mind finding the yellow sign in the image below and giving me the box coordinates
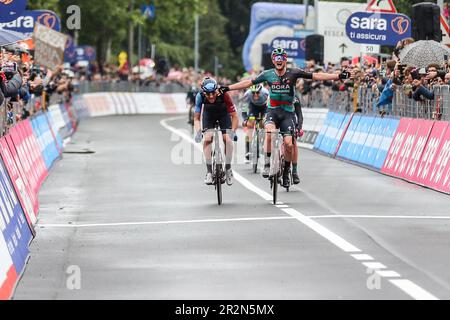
[118,51,128,68]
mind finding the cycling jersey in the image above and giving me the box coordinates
[242,87,269,107]
[252,68,313,112]
[195,92,236,133]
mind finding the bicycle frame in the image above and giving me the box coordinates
[250,116,265,173]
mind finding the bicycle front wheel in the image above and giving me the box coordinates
[272,172,278,205]
[216,164,222,205]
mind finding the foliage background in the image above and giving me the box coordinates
[26,0,436,77]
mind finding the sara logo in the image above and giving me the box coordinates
[300,39,306,52]
[391,16,409,35]
[0,0,27,23]
[37,13,57,29]
[346,12,411,46]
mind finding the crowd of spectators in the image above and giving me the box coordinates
[295,38,450,118]
[0,47,76,135]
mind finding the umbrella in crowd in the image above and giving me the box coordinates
[399,40,450,68]
[0,29,30,46]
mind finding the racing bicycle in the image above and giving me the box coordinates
[204,121,226,205]
[268,130,293,205]
[249,115,266,174]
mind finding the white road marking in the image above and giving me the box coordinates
[160,116,440,300]
[376,270,401,278]
[39,216,296,228]
[282,208,361,253]
[390,279,438,300]
[352,254,374,261]
[363,262,387,269]
[309,215,450,220]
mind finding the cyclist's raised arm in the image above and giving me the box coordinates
[222,71,267,93]
[229,79,253,91]
[312,69,353,82]
[194,92,203,133]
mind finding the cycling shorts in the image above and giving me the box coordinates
[264,108,296,136]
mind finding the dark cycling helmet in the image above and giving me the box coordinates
[201,77,218,94]
[250,84,263,93]
[272,48,288,60]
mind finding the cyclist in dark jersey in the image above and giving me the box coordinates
[219,48,351,187]
[194,77,239,186]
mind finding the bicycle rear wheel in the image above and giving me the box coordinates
[252,131,259,174]
[216,164,222,205]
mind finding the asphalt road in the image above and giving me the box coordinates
[13,114,450,300]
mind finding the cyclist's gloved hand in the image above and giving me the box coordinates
[339,70,351,80]
[195,131,203,143]
[242,119,248,128]
[218,86,230,95]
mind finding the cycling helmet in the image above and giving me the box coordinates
[271,48,288,60]
[250,84,263,94]
[201,77,218,94]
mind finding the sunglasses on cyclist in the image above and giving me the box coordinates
[273,55,287,62]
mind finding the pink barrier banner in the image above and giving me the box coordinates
[381,118,412,175]
[399,120,435,180]
[0,235,17,300]
[8,121,48,198]
[9,126,38,196]
[427,125,450,194]
[4,135,39,216]
[22,120,48,189]
[0,138,37,228]
[414,122,449,187]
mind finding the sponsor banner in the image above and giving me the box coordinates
[64,36,76,63]
[33,22,68,71]
[0,0,27,23]
[31,115,60,169]
[9,121,47,196]
[299,108,328,146]
[346,11,411,46]
[358,116,384,166]
[8,125,38,196]
[270,37,306,59]
[74,45,96,62]
[0,233,17,300]
[81,93,189,116]
[314,111,335,150]
[412,122,448,186]
[0,138,37,227]
[380,118,408,173]
[22,121,48,190]
[348,116,376,162]
[0,155,32,276]
[0,10,61,35]
[372,118,400,169]
[400,120,435,181]
[427,125,450,194]
[318,112,349,155]
[388,118,421,177]
[44,111,63,152]
[337,114,362,158]
[3,135,39,218]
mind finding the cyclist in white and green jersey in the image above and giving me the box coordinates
[219,48,351,187]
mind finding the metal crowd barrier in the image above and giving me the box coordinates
[299,85,332,109]
[321,85,450,122]
[78,81,189,94]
